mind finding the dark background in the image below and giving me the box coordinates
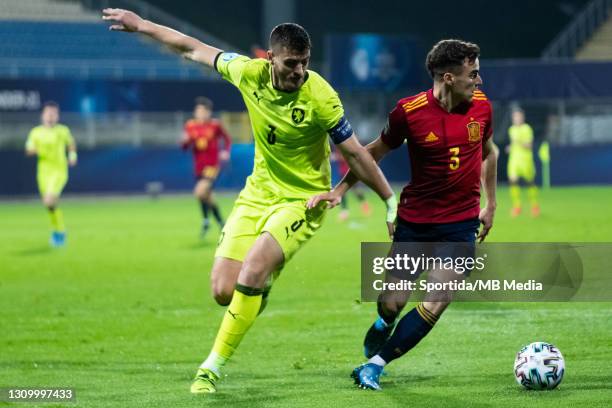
[145,0,590,59]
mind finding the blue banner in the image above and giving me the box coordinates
[3,142,610,196]
[0,78,244,113]
[482,60,612,101]
[325,34,426,91]
[0,144,255,195]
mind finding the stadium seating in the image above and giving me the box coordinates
[0,20,210,79]
[0,0,215,79]
[0,0,97,22]
[576,17,612,60]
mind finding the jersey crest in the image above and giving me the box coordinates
[467,121,481,142]
[291,107,306,124]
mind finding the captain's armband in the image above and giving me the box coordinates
[328,116,353,144]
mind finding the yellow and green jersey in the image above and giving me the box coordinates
[216,53,346,200]
[508,123,534,164]
[25,124,74,174]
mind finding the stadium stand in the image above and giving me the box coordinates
[576,13,612,59]
[0,0,98,22]
[0,21,209,79]
[542,0,612,60]
[0,0,232,79]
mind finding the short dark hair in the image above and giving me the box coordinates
[425,39,480,79]
[269,23,311,52]
[194,96,213,110]
[43,100,59,110]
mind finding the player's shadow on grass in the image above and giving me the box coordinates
[191,373,285,405]
[200,390,283,406]
[13,245,54,256]
[184,241,214,250]
[370,372,436,389]
[553,374,612,391]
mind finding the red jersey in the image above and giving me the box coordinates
[182,119,231,176]
[381,88,493,224]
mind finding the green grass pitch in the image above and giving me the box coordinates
[1,186,611,407]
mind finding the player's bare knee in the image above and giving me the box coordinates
[193,181,208,199]
[210,271,234,305]
[202,187,213,201]
[197,191,206,201]
[212,285,233,305]
[210,257,242,304]
[239,259,270,288]
[43,196,57,209]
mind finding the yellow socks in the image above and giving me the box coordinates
[201,285,263,375]
[527,185,539,207]
[510,184,540,216]
[510,185,521,209]
[48,208,65,231]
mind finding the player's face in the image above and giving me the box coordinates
[41,106,59,126]
[451,57,482,103]
[512,110,525,125]
[268,46,310,92]
[194,105,211,121]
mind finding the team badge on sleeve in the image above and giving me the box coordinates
[291,107,305,124]
[467,121,481,142]
[222,52,239,62]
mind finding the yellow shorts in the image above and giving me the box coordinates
[37,171,68,196]
[507,159,535,182]
[215,196,326,266]
[198,165,220,181]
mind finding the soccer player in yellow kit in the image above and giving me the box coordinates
[25,101,77,247]
[507,109,539,217]
[103,8,397,393]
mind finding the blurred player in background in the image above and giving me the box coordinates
[103,8,397,394]
[506,108,539,217]
[310,39,497,391]
[332,148,371,221]
[181,96,231,236]
[25,101,77,247]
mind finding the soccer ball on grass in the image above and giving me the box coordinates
[514,342,565,390]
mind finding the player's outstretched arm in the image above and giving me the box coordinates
[308,135,396,237]
[102,8,222,67]
[308,136,392,207]
[337,136,392,195]
[478,138,498,242]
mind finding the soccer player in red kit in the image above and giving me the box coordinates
[182,97,232,236]
[309,39,498,390]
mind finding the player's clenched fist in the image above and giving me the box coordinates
[102,8,144,32]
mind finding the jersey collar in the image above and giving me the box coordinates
[427,88,472,115]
